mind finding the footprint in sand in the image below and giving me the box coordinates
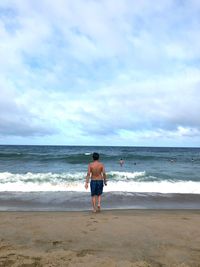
[181,217,190,220]
[52,241,62,246]
[101,218,108,222]
[89,228,97,231]
[76,249,95,257]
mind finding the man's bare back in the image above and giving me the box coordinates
[88,161,105,180]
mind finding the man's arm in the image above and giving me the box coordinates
[102,165,107,185]
[85,164,91,189]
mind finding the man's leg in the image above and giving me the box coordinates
[97,195,101,211]
[91,196,96,212]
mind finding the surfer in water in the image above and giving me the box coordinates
[85,152,107,213]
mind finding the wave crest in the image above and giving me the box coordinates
[0,171,200,194]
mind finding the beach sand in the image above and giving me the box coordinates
[0,210,200,267]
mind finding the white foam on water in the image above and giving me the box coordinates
[103,181,200,194]
[0,171,85,182]
[0,171,145,183]
[109,171,146,180]
[0,180,200,193]
[0,171,200,194]
[0,182,84,192]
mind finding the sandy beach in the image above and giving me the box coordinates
[0,210,200,266]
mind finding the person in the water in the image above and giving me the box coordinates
[119,158,124,167]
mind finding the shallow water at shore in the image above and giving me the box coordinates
[0,191,200,211]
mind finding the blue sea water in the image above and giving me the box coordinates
[0,145,200,210]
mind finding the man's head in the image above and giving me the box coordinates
[93,152,99,161]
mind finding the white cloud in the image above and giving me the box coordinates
[0,77,56,137]
[0,0,200,145]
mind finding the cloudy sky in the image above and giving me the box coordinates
[0,0,200,146]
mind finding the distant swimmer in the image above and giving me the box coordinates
[119,158,124,167]
[169,158,176,163]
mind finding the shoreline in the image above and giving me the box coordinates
[0,210,200,266]
[1,208,200,214]
[0,191,200,211]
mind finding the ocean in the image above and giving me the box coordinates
[0,145,200,211]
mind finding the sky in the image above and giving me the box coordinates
[0,0,200,147]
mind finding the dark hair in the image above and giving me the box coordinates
[93,152,99,161]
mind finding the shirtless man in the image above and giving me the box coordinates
[85,152,107,213]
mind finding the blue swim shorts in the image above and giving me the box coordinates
[90,180,104,196]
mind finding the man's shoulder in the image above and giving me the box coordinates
[88,163,92,168]
[98,162,104,167]
[90,161,104,166]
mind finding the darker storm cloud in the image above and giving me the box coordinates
[0,118,56,137]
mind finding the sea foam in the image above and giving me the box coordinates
[0,171,200,194]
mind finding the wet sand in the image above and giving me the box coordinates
[0,210,200,266]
